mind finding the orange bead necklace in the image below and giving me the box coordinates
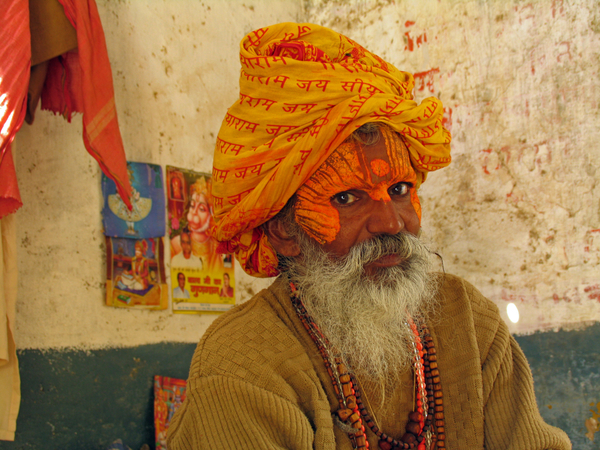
[290,282,446,449]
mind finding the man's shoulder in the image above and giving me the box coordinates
[435,273,504,363]
[201,286,289,347]
[437,272,500,319]
[189,281,310,384]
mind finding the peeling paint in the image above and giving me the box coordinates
[586,402,600,441]
[13,0,600,351]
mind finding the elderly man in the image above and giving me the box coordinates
[171,228,203,270]
[168,23,571,450]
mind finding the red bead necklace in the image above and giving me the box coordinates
[290,283,446,450]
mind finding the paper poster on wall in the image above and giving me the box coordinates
[102,162,165,238]
[154,376,187,450]
[166,166,235,313]
[105,237,168,309]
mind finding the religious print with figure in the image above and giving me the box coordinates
[101,161,166,238]
[105,237,168,309]
[167,166,235,313]
[102,161,167,309]
[154,376,187,450]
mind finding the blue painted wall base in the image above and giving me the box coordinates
[0,343,196,450]
[1,324,599,449]
[515,323,600,450]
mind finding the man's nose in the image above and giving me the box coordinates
[366,200,403,236]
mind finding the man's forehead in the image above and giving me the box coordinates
[321,128,414,185]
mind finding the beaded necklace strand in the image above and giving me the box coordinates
[290,282,446,450]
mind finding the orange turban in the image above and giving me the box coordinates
[211,23,451,277]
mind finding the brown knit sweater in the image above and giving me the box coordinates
[168,274,571,449]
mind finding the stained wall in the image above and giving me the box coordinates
[308,0,600,334]
[13,0,300,351]
[3,0,600,448]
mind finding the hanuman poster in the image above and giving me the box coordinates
[167,166,235,313]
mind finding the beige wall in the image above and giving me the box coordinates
[14,0,600,349]
[309,0,600,333]
[14,0,303,349]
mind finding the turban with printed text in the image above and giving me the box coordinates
[211,22,451,277]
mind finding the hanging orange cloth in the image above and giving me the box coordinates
[0,0,30,219]
[211,23,451,277]
[40,0,132,208]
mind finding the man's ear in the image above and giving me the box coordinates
[264,219,301,257]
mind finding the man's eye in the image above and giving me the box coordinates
[389,182,411,197]
[331,191,359,205]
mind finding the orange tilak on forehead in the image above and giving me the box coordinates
[295,127,419,244]
[370,158,390,177]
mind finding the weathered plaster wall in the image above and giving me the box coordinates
[308,0,600,334]
[7,0,600,448]
[14,0,600,351]
[14,0,302,350]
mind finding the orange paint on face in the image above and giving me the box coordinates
[370,158,390,177]
[295,127,419,244]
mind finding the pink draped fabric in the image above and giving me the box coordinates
[0,0,30,219]
[41,0,132,208]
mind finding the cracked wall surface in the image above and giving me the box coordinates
[14,0,302,350]
[308,0,600,334]
[13,0,600,351]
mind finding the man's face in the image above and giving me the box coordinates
[187,192,210,233]
[295,128,420,274]
[177,273,185,289]
[180,233,192,258]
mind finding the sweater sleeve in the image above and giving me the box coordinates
[481,316,572,450]
[167,375,315,450]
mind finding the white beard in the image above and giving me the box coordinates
[284,231,440,387]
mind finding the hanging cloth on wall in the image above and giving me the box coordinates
[0,1,28,436]
[0,0,30,219]
[39,0,133,209]
[27,0,79,124]
[0,214,21,441]
[1,0,134,217]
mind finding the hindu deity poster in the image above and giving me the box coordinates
[102,162,165,238]
[154,375,187,450]
[167,166,235,313]
[105,237,168,309]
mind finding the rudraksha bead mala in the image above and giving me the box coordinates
[290,283,446,449]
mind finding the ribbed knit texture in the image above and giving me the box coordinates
[168,274,571,449]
